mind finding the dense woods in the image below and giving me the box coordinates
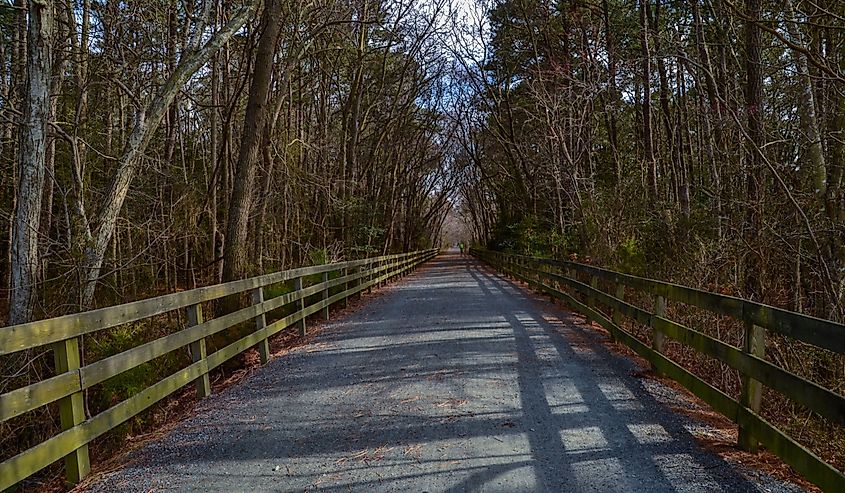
[2,0,845,487]
[1,0,458,481]
[0,0,455,323]
[454,0,844,323]
[450,0,845,470]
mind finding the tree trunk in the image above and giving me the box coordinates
[743,0,765,300]
[221,0,284,284]
[602,0,620,184]
[639,0,657,201]
[209,48,220,276]
[10,0,53,324]
[784,0,826,200]
[78,4,256,308]
[691,0,723,237]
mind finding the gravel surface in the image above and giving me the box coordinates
[82,253,804,492]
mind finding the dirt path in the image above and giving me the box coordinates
[82,253,803,492]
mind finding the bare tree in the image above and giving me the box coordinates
[10,0,53,324]
[223,0,284,283]
[78,2,257,307]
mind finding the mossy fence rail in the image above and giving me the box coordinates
[472,248,845,492]
[0,249,437,490]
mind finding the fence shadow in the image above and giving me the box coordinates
[84,254,769,493]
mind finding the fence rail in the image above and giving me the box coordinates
[0,249,437,490]
[472,248,844,492]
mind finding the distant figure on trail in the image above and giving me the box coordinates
[459,242,465,257]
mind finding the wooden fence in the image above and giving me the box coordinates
[0,249,438,490]
[472,248,844,492]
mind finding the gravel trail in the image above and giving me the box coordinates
[83,253,803,492]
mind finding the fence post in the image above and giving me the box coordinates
[548,263,558,299]
[375,258,380,288]
[186,303,211,398]
[651,294,666,372]
[295,276,307,336]
[540,262,553,298]
[354,266,362,299]
[342,267,349,308]
[549,263,561,300]
[585,275,598,326]
[53,338,91,484]
[322,271,330,320]
[250,287,271,364]
[738,321,766,452]
[610,283,624,342]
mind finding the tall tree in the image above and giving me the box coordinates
[10,0,53,324]
[222,0,285,283]
[78,2,256,307]
[744,0,765,299]
[639,0,657,200]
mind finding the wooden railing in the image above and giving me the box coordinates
[472,248,844,492]
[0,249,438,490]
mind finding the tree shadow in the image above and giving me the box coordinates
[84,254,770,493]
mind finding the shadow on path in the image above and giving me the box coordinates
[84,254,781,493]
